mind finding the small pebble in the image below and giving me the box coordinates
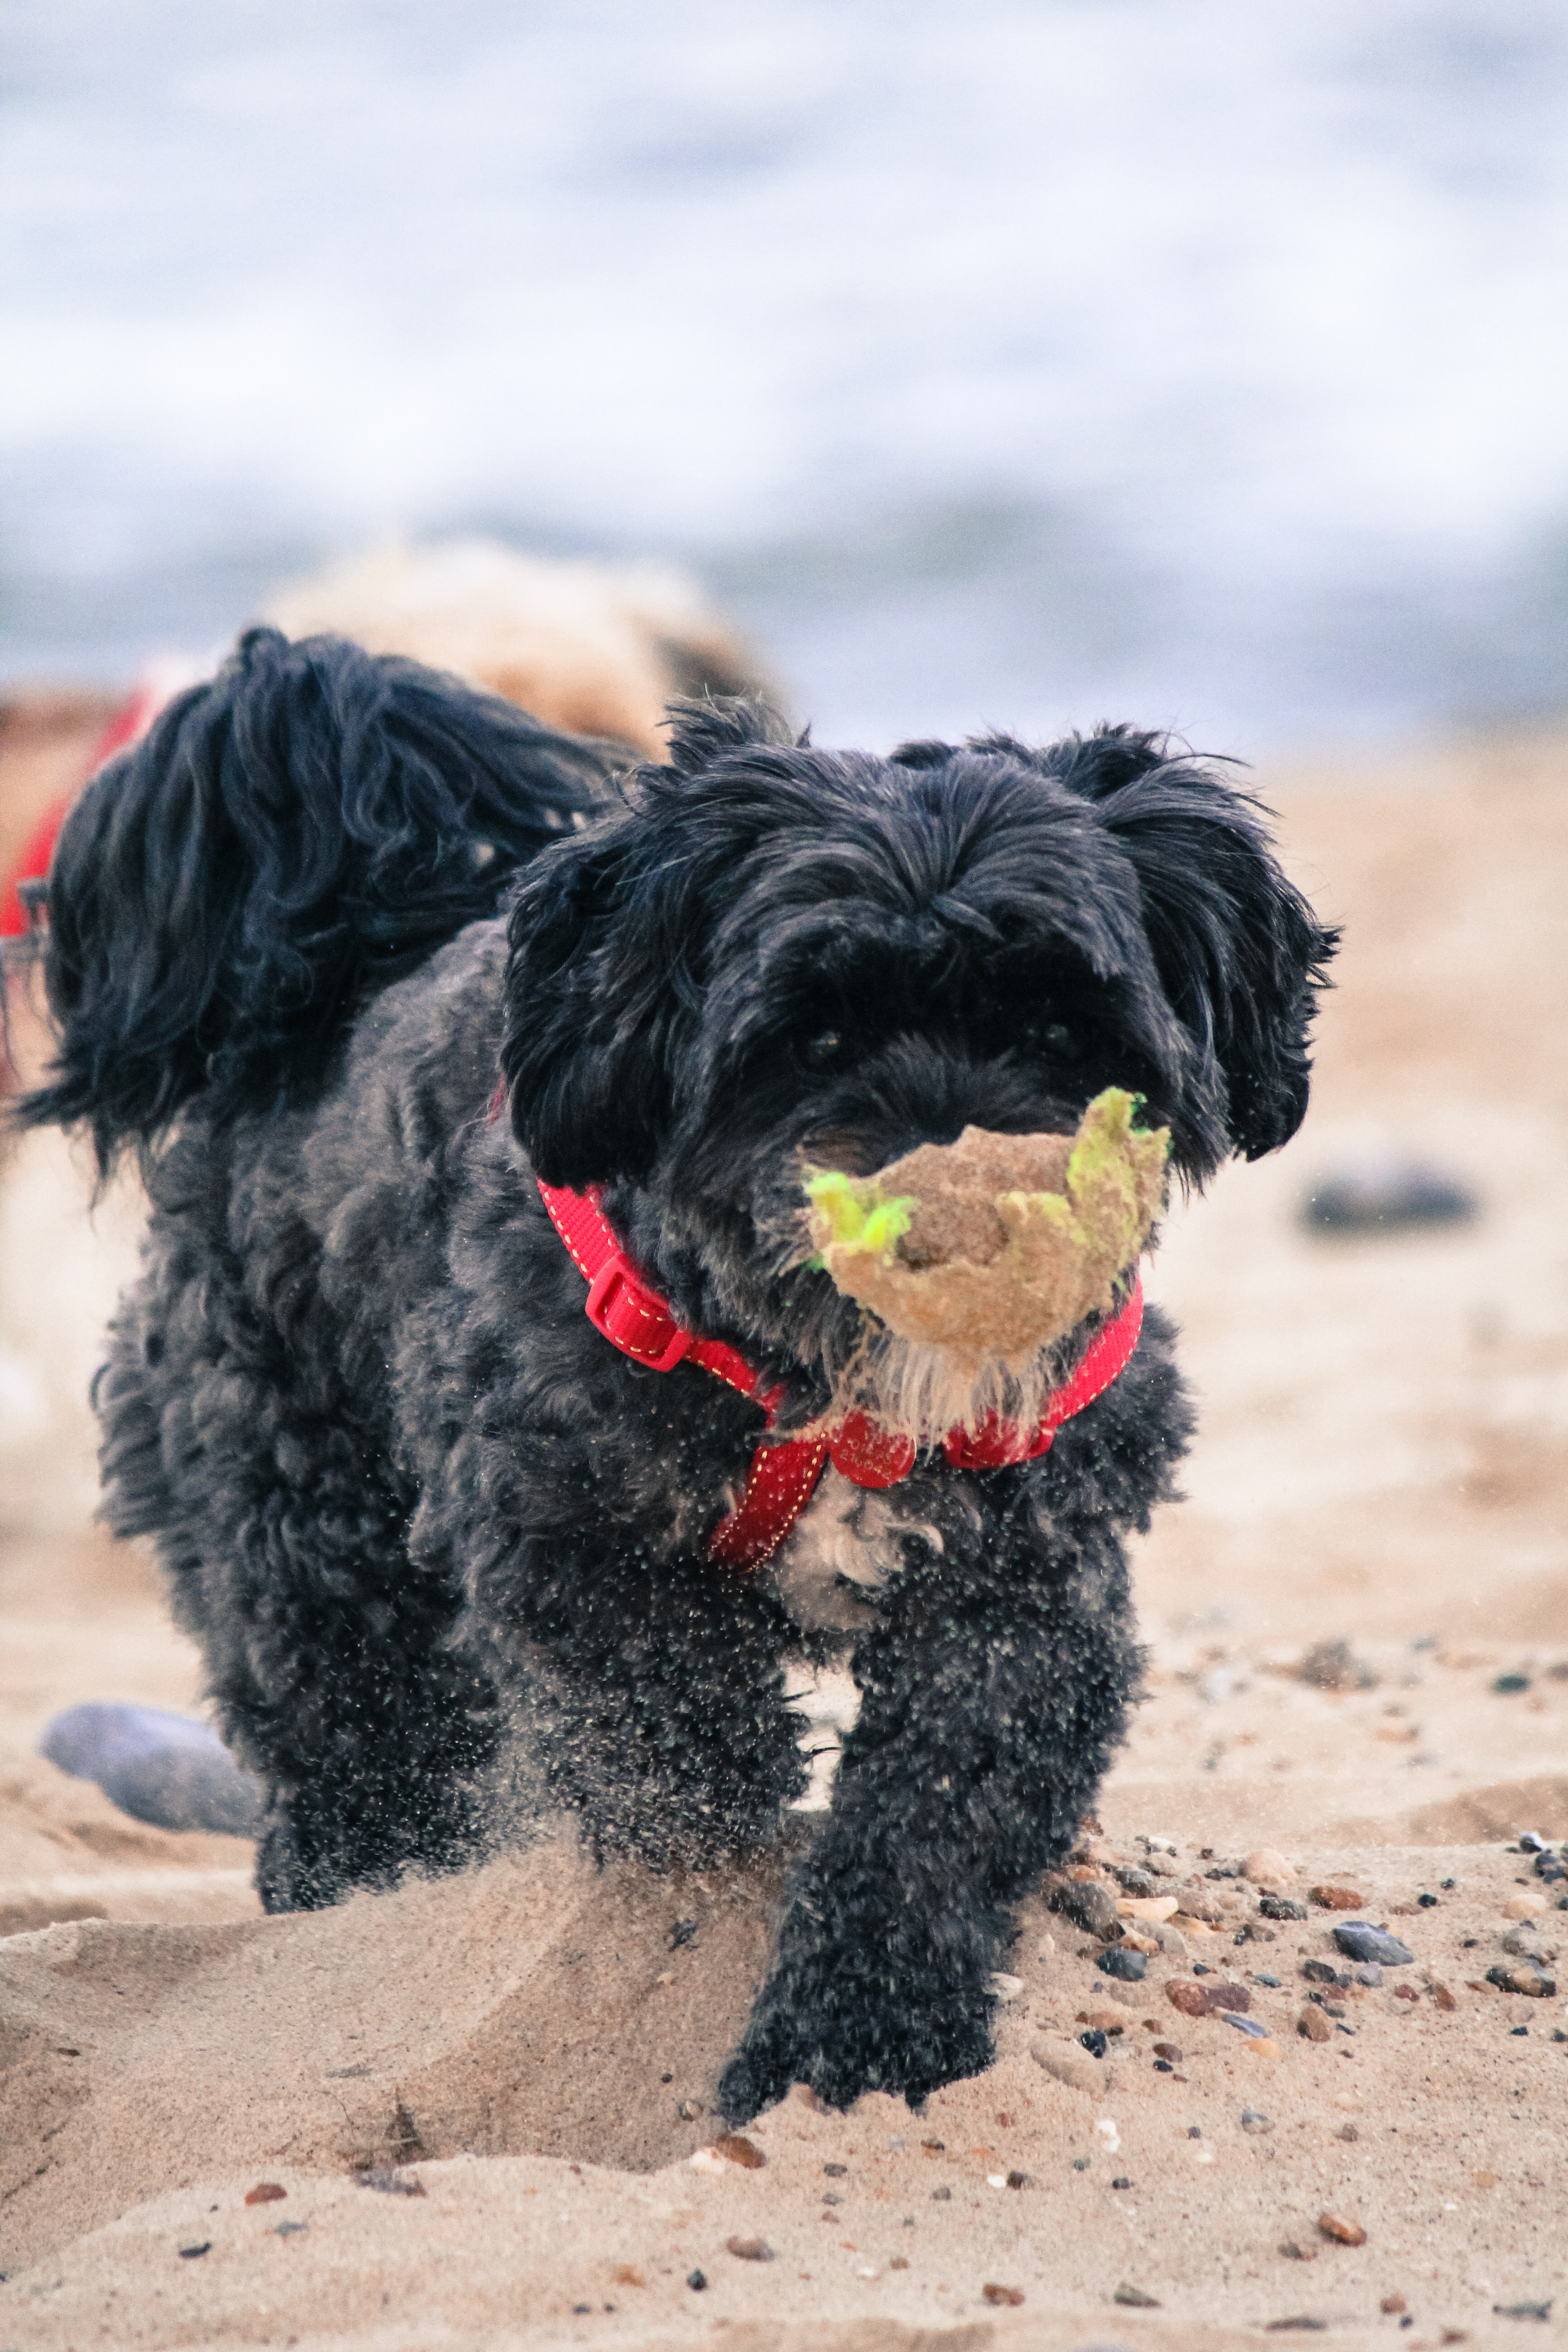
[1492,1673,1530,1695]
[1241,2108,1275,2134]
[931,2185,951,2200]
[1220,2011,1269,2037]
[822,2192,842,2206]
[1153,2041,1183,2062]
[713,2133,766,2169]
[1111,2175,1132,2190]
[1049,1877,1118,1934]
[1317,2210,1367,2246]
[1260,1894,1310,1922]
[823,2161,847,2176]
[1418,1892,1440,1908]
[1493,2301,1553,2322]
[244,2183,286,2205]
[1333,1923,1414,1966]
[686,2270,706,2291]
[1005,2169,1030,2190]
[1504,1894,1547,1921]
[1098,1945,1147,1982]
[1279,2241,1318,2262]
[1381,2295,1407,2313]
[178,2243,211,2259]
[1255,1972,1282,1987]
[1357,1963,1383,1987]
[1310,1885,1366,1911]
[981,2284,1024,2307]
[1336,2123,1359,2141]
[1486,1965,1556,1998]
[1114,2282,1161,2306]
[1079,2029,1109,2058]
[676,2099,704,2121]
[725,2236,774,2263]
[356,2170,426,2197]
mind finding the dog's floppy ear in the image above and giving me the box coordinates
[500,823,678,1188]
[1044,728,1338,1161]
[500,701,799,1187]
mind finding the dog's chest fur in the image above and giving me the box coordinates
[763,1465,944,1633]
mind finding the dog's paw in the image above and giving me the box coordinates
[719,1975,995,2123]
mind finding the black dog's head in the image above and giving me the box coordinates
[501,701,1334,1408]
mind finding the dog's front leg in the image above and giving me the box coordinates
[719,1484,1140,2119]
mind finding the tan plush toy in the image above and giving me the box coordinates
[804,1088,1169,1369]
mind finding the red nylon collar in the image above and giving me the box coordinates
[535,1177,1143,1569]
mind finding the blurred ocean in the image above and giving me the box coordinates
[3,0,1566,753]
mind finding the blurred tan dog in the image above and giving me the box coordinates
[0,543,763,1533]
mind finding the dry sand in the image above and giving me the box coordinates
[2,725,1566,2349]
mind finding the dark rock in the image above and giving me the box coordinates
[686,2271,707,2291]
[1332,1923,1414,1966]
[357,2170,427,2196]
[1301,1960,1342,1985]
[1493,1674,1531,1695]
[1493,2301,1552,2321]
[1260,1894,1308,1921]
[930,2186,951,2200]
[823,2161,847,2176]
[1098,1945,1147,1982]
[1111,2176,1132,2190]
[1047,1875,1119,1935]
[1301,1157,1478,1234]
[1115,2282,1161,2306]
[178,2243,211,2259]
[1079,2029,1108,2058]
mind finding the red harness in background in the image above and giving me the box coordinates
[535,1178,1144,1569]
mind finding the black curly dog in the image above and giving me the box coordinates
[21,629,1333,2121]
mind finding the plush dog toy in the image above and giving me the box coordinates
[20,630,1334,2120]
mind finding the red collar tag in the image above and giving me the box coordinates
[534,1177,1143,1569]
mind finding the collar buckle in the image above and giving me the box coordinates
[584,1255,693,1372]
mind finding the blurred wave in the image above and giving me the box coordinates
[3,0,1566,749]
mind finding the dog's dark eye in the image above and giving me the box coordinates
[1020,1019,1079,1062]
[804,1030,848,1072]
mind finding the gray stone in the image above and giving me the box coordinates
[1332,1922,1413,1966]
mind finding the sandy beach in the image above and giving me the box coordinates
[2,723,1565,2349]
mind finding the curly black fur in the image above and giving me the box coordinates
[21,647,1334,2119]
